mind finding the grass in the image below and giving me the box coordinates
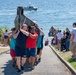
[53,45,76,70]
[0,47,10,54]
[65,57,76,69]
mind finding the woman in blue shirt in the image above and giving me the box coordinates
[10,27,16,67]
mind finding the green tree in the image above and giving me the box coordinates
[0,27,4,43]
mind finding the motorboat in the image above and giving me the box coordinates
[24,5,37,11]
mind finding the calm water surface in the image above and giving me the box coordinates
[0,0,76,38]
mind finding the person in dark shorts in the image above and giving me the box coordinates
[10,27,16,67]
[3,29,9,46]
[36,28,44,64]
[21,26,38,70]
[26,26,38,69]
[14,24,29,73]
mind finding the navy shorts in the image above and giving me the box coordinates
[37,48,41,55]
[15,45,26,57]
[26,48,36,57]
[4,36,8,39]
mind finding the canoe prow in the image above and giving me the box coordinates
[14,6,40,34]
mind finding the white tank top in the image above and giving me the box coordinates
[4,32,8,36]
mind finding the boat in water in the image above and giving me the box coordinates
[24,5,37,11]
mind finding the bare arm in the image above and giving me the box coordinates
[29,33,37,39]
[70,34,74,41]
[36,25,44,35]
[20,29,29,36]
[8,32,12,37]
[13,30,20,39]
[20,26,37,39]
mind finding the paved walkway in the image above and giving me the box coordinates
[0,46,72,75]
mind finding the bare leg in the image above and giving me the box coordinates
[39,50,42,58]
[28,57,31,65]
[36,55,39,61]
[16,57,21,69]
[21,57,26,66]
[31,57,35,65]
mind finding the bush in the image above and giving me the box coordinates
[0,27,4,43]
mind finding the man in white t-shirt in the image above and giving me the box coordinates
[56,30,63,40]
[70,22,76,60]
[56,30,63,50]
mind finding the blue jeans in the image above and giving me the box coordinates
[65,38,70,51]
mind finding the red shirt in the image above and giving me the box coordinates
[26,32,38,48]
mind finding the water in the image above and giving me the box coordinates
[0,0,76,39]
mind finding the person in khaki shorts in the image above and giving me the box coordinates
[70,22,76,60]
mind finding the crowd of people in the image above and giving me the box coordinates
[2,7,45,74]
[2,6,76,74]
[3,24,44,73]
[51,22,76,60]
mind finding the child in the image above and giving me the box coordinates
[45,39,49,46]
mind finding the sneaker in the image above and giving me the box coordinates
[17,69,22,73]
[15,65,18,69]
[28,64,31,69]
[31,65,35,70]
[12,62,16,67]
[21,66,24,71]
[35,61,38,65]
[38,58,41,62]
